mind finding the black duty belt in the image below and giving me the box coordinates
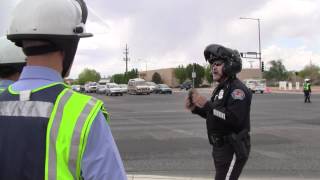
[209,134,230,147]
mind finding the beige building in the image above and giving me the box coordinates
[237,68,263,80]
[139,68,262,87]
[139,68,180,87]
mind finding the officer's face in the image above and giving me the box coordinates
[211,60,224,82]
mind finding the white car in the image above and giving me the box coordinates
[106,84,123,96]
[243,79,266,94]
[96,84,107,94]
[127,78,150,95]
[84,82,98,93]
[118,84,128,93]
[71,85,81,92]
[97,80,109,94]
[146,81,157,93]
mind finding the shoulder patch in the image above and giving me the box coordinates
[231,89,245,100]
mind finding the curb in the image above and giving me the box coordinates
[127,175,318,180]
[127,175,209,180]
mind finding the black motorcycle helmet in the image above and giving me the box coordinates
[204,44,242,76]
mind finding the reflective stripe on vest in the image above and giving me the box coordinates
[303,83,310,91]
[45,89,104,180]
[0,101,53,118]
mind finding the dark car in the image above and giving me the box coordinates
[180,81,192,90]
[154,84,173,94]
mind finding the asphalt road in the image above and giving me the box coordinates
[92,91,320,179]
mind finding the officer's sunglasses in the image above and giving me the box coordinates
[206,54,224,66]
[211,60,224,67]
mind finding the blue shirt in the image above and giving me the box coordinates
[0,79,14,93]
[11,66,127,180]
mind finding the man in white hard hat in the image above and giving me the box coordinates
[0,36,26,94]
[303,78,312,103]
[0,0,127,179]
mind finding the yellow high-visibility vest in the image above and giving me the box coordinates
[6,83,109,180]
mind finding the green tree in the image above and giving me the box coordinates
[111,74,126,84]
[174,65,187,84]
[72,79,80,85]
[204,64,213,84]
[263,60,289,85]
[152,72,163,84]
[186,63,205,87]
[78,68,101,85]
[110,69,139,84]
[298,64,320,85]
[126,69,139,80]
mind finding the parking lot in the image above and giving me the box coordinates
[92,91,320,179]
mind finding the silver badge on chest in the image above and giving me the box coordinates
[218,89,224,99]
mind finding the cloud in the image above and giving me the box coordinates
[1,0,320,79]
[0,0,21,35]
[263,45,320,71]
[250,0,320,48]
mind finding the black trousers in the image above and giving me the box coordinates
[304,91,311,103]
[212,142,250,180]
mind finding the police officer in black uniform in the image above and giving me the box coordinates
[185,44,252,180]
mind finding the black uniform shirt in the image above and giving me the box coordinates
[192,78,252,142]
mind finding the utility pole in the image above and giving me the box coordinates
[123,44,130,75]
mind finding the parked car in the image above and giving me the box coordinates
[180,81,192,90]
[96,84,107,94]
[118,84,128,93]
[154,84,173,94]
[243,79,266,94]
[146,81,157,93]
[84,82,98,93]
[106,83,123,96]
[127,78,150,95]
[71,85,82,92]
[96,80,108,94]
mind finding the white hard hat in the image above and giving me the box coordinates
[0,36,26,65]
[7,0,92,44]
[305,78,310,82]
[7,0,92,77]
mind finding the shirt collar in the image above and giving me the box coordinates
[0,79,14,87]
[19,66,63,82]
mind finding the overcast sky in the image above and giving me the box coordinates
[1,0,320,78]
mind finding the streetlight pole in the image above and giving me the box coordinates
[258,18,261,70]
[240,17,262,70]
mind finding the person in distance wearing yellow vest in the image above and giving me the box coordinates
[0,37,26,94]
[303,78,312,103]
[0,0,127,179]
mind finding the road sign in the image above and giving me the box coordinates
[192,72,196,78]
